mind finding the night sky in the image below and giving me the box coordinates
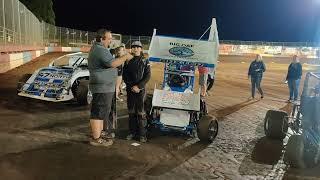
[53,0,320,42]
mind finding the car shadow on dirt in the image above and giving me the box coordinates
[211,99,260,121]
[282,165,320,179]
[0,142,144,180]
[238,103,287,177]
[0,91,89,114]
[239,102,320,179]
[238,125,285,177]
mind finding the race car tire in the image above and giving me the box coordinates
[197,115,218,143]
[17,74,32,94]
[264,110,288,140]
[76,80,91,105]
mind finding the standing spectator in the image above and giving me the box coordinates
[248,54,266,99]
[198,66,209,97]
[123,41,151,143]
[206,67,215,95]
[88,29,132,147]
[115,44,126,102]
[286,55,302,102]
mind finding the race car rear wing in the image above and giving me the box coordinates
[148,18,219,68]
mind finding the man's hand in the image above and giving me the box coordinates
[131,85,140,93]
[248,75,250,80]
[125,54,133,61]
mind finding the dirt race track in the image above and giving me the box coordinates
[0,53,320,180]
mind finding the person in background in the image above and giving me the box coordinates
[198,66,209,97]
[248,54,266,99]
[286,55,302,102]
[206,67,215,95]
[88,29,133,147]
[114,44,126,102]
[123,41,151,143]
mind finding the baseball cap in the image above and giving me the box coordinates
[131,41,143,48]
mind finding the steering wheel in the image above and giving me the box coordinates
[169,74,186,87]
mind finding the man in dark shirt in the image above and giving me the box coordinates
[123,41,151,143]
[88,29,133,147]
[248,54,266,99]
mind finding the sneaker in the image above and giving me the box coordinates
[293,99,299,104]
[140,136,147,143]
[126,134,135,140]
[89,138,113,147]
[287,99,293,103]
[101,131,115,139]
[248,96,254,100]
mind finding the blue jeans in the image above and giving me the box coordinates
[251,76,263,98]
[288,79,300,100]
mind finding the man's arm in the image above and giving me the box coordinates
[110,54,132,68]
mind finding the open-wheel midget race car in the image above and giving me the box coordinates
[264,72,320,168]
[145,18,220,143]
[17,52,92,105]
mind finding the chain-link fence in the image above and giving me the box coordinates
[0,0,43,49]
[42,22,96,47]
[0,0,98,52]
[2,0,320,54]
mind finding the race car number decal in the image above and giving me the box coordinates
[38,72,69,79]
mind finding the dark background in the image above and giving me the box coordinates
[53,0,320,42]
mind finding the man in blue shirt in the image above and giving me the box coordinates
[88,29,133,147]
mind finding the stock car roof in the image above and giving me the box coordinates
[53,52,88,67]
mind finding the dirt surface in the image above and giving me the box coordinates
[0,53,319,180]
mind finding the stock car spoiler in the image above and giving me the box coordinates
[148,18,219,68]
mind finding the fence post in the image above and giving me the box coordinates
[11,0,14,43]
[2,0,6,48]
[24,6,27,45]
[17,2,21,48]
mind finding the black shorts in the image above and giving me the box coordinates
[90,93,114,120]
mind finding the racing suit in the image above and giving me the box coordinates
[123,55,151,138]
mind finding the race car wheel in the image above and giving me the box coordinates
[76,80,91,105]
[17,74,32,94]
[197,115,218,143]
[264,110,288,140]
